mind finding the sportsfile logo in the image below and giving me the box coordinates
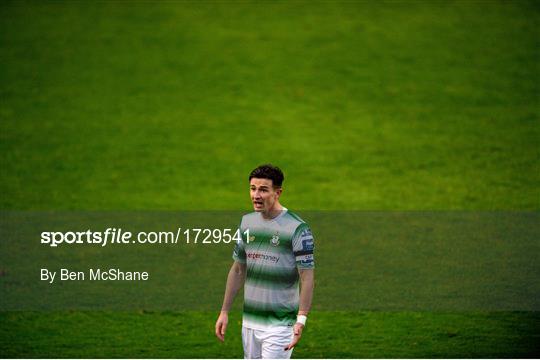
[246,252,280,263]
[40,228,249,247]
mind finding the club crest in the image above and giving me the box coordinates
[270,233,280,246]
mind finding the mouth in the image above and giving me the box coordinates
[253,200,264,209]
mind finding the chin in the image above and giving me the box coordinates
[253,205,264,212]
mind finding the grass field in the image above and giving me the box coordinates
[1,0,539,358]
[1,311,538,358]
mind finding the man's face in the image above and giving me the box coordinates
[250,178,282,213]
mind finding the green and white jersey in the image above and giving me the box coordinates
[233,208,315,330]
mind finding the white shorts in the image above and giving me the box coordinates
[242,326,294,359]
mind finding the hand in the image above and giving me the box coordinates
[284,322,304,351]
[215,311,228,342]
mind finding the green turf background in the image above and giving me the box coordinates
[1,0,539,358]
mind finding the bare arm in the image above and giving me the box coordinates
[221,261,246,311]
[215,261,246,342]
[285,268,315,350]
[298,268,314,315]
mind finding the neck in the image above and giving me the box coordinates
[262,203,284,219]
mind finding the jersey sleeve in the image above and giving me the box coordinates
[232,226,247,264]
[292,224,315,269]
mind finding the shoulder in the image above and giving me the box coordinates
[280,210,310,234]
[241,211,259,221]
[284,210,307,225]
[240,212,259,228]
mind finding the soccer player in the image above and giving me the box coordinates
[215,164,315,359]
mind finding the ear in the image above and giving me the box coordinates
[275,187,283,197]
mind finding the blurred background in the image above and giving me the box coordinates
[1,0,538,358]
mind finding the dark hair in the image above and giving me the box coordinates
[249,164,284,187]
